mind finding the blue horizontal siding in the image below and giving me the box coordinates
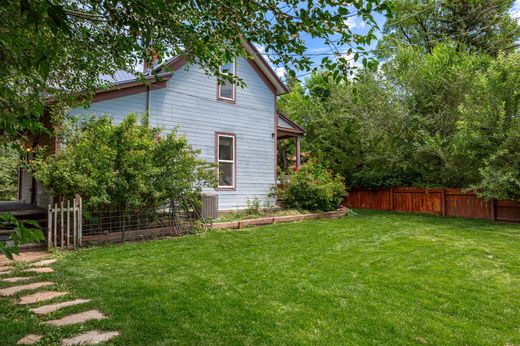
[70,57,276,210]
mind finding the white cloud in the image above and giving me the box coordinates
[344,17,357,29]
[344,17,367,30]
[276,67,286,78]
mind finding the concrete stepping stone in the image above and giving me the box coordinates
[19,291,68,305]
[0,281,53,296]
[31,298,91,315]
[30,259,57,267]
[0,265,12,271]
[2,276,35,283]
[61,330,119,345]
[0,270,13,275]
[45,309,106,326]
[17,334,42,345]
[23,267,54,273]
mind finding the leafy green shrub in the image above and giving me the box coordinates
[0,146,19,201]
[246,197,261,217]
[277,162,346,212]
[32,114,216,211]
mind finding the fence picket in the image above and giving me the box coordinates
[67,200,70,249]
[73,199,77,249]
[53,203,57,247]
[47,205,52,250]
[60,201,64,248]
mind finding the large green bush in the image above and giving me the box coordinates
[32,114,216,211]
[277,162,346,212]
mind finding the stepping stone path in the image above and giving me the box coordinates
[31,298,91,315]
[45,309,106,326]
[19,291,69,305]
[2,276,36,283]
[62,330,120,346]
[0,281,53,296]
[30,259,57,267]
[0,253,120,345]
[16,334,42,345]
[23,267,54,273]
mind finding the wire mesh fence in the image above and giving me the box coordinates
[69,197,203,246]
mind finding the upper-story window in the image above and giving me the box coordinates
[217,61,236,102]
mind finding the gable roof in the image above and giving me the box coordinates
[155,41,289,96]
[99,70,141,84]
[94,41,289,101]
[92,72,173,103]
[242,41,289,95]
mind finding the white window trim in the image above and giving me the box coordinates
[217,60,236,102]
[216,133,236,190]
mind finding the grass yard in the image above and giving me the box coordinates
[2,210,520,345]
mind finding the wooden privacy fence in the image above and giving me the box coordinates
[343,187,520,223]
[47,197,82,249]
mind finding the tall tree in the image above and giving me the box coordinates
[378,0,519,56]
[0,0,392,145]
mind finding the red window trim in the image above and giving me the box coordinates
[215,132,237,191]
[217,61,237,103]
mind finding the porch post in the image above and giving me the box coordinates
[296,135,301,168]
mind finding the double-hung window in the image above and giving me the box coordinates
[216,133,236,189]
[217,61,236,102]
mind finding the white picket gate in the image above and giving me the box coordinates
[47,196,82,249]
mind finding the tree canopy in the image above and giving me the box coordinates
[378,0,519,57]
[0,0,392,144]
[280,44,519,200]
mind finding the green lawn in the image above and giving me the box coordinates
[2,210,520,345]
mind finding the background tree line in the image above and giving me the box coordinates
[279,0,519,201]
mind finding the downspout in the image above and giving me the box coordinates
[146,84,151,116]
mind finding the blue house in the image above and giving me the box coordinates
[18,43,304,211]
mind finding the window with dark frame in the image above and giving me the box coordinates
[217,134,235,189]
[218,61,236,102]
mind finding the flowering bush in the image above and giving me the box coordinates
[276,162,346,212]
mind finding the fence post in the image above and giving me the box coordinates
[47,204,52,250]
[60,201,64,248]
[73,198,77,249]
[66,200,70,249]
[441,189,446,216]
[390,188,394,211]
[78,197,82,247]
[490,198,496,221]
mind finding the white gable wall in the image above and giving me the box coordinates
[70,57,276,210]
[278,117,293,129]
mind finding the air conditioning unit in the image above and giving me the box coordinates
[200,192,219,220]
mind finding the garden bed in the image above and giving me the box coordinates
[207,207,348,230]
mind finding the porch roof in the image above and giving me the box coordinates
[277,112,305,139]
